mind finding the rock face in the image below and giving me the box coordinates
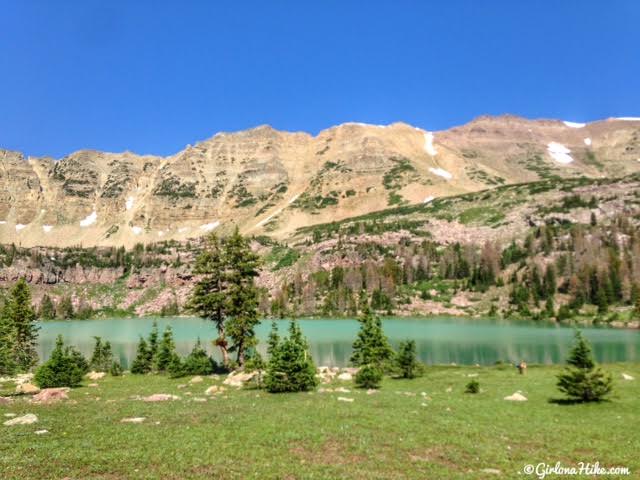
[2,117,640,248]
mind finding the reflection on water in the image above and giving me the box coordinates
[37,316,640,368]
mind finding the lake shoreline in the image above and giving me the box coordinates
[39,312,640,330]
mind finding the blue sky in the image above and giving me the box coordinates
[1,1,639,158]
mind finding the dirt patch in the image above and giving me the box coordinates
[290,438,364,466]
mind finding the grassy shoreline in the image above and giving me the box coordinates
[1,363,638,479]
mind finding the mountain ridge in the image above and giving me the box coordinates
[1,114,639,247]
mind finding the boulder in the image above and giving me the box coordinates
[205,385,226,396]
[34,429,49,435]
[481,468,502,475]
[337,397,354,403]
[16,383,40,395]
[121,417,146,423]
[223,371,257,387]
[32,388,70,404]
[86,371,106,381]
[337,372,352,381]
[334,387,350,393]
[193,397,207,403]
[142,394,180,402]
[0,397,12,405]
[4,413,38,426]
[622,373,634,381]
[504,392,527,401]
[189,376,203,384]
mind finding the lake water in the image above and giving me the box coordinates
[36,316,640,368]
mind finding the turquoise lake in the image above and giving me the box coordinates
[36,316,640,368]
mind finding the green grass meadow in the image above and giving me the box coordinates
[1,364,638,479]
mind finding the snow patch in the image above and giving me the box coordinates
[15,224,27,232]
[257,195,301,227]
[131,226,143,235]
[429,167,452,180]
[125,197,135,211]
[423,196,435,204]
[200,221,220,232]
[0,221,6,225]
[547,142,574,164]
[563,121,585,128]
[615,117,640,121]
[584,138,592,146]
[178,227,189,233]
[42,225,53,233]
[79,211,97,227]
[158,231,164,237]
[424,132,437,156]
[287,193,301,204]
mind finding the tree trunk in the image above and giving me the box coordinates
[236,340,245,367]
[217,321,229,368]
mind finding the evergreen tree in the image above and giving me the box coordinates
[265,321,317,393]
[396,340,419,379]
[57,295,74,319]
[355,364,383,389]
[224,228,261,366]
[38,294,56,320]
[0,314,16,375]
[544,296,555,318]
[90,336,113,372]
[67,346,90,374]
[182,338,216,375]
[557,331,613,402]
[148,321,160,363]
[156,326,178,372]
[34,335,83,388]
[110,360,123,376]
[189,230,261,368]
[130,337,152,374]
[350,304,394,369]
[351,301,394,389]
[2,278,39,372]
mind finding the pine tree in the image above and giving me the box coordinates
[350,304,394,369]
[557,331,613,402]
[265,321,317,393]
[544,296,555,318]
[2,278,39,372]
[38,294,56,320]
[148,321,160,364]
[0,314,16,375]
[182,338,216,375]
[156,326,178,372]
[189,230,261,368]
[396,340,419,379]
[34,335,83,388]
[90,336,113,372]
[351,302,394,389]
[224,228,261,366]
[130,337,152,374]
[57,295,74,319]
